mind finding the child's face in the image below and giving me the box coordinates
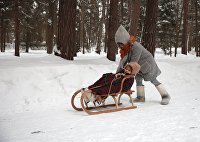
[124,66,132,74]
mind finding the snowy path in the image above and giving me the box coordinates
[0,51,200,142]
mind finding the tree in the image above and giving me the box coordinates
[46,0,56,54]
[129,0,141,35]
[174,0,183,57]
[158,0,176,56]
[58,0,77,60]
[181,0,190,55]
[0,0,12,52]
[79,0,85,54]
[142,0,158,56]
[96,0,106,54]
[0,7,5,52]
[195,0,200,57]
[103,0,110,53]
[14,0,20,57]
[107,0,119,61]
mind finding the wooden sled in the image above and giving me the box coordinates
[71,75,137,115]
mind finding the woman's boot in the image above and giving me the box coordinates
[156,84,171,105]
[133,86,145,102]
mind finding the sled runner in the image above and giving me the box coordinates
[71,75,137,115]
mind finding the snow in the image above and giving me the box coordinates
[0,49,200,142]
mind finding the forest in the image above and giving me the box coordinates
[0,0,200,60]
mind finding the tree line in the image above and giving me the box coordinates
[0,0,200,60]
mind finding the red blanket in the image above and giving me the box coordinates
[88,73,134,97]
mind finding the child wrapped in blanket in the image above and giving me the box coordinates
[81,62,141,104]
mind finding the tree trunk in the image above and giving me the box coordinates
[104,0,109,53]
[58,0,76,60]
[96,1,106,54]
[142,0,158,57]
[175,0,183,57]
[47,0,55,54]
[80,1,85,54]
[181,0,189,55]
[195,0,199,57]
[120,0,124,22]
[107,0,119,61]
[25,16,30,53]
[129,0,141,35]
[1,9,5,52]
[14,0,20,57]
[25,28,30,53]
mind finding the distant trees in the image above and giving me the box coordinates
[158,0,176,56]
[0,0,200,58]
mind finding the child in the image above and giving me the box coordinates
[82,62,141,104]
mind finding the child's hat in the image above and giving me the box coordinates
[125,62,141,75]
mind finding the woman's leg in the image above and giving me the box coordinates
[134,74,145,102]
[150,78,161,86]
[151,78,171,105]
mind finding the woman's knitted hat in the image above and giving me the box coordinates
[115,25,130,44]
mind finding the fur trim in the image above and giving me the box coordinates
[125,62,141,75]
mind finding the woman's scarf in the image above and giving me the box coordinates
[120,35,136,59]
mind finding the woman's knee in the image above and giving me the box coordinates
[135,75,144,86]
[150,79,161,86]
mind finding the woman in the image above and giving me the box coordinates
[115,25,171,105]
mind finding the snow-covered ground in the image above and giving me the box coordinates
[0,49,200,142]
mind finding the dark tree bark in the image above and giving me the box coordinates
[1,9,5,52]
[175,0,183,57]
[142,0,158,57]
[107,0,119,61]
[129,0,141,35]
[14,0,20,57]
[96,0,106,54]
[46,0,55,54]
[58,0,77,60]
[195,0,200,57]
[104,0,109,53]
[181,0,189,55]
[25,18,30,53]
[80,1,85,54]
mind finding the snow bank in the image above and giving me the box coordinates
[0,50,200,142]
[0,51,117,115]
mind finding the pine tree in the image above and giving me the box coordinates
[58,0,77,60]
[142,0,158,56]
[107,0,119,61]
[14,0,20,56]
[182,0,190,55]
[158,0,176,55]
